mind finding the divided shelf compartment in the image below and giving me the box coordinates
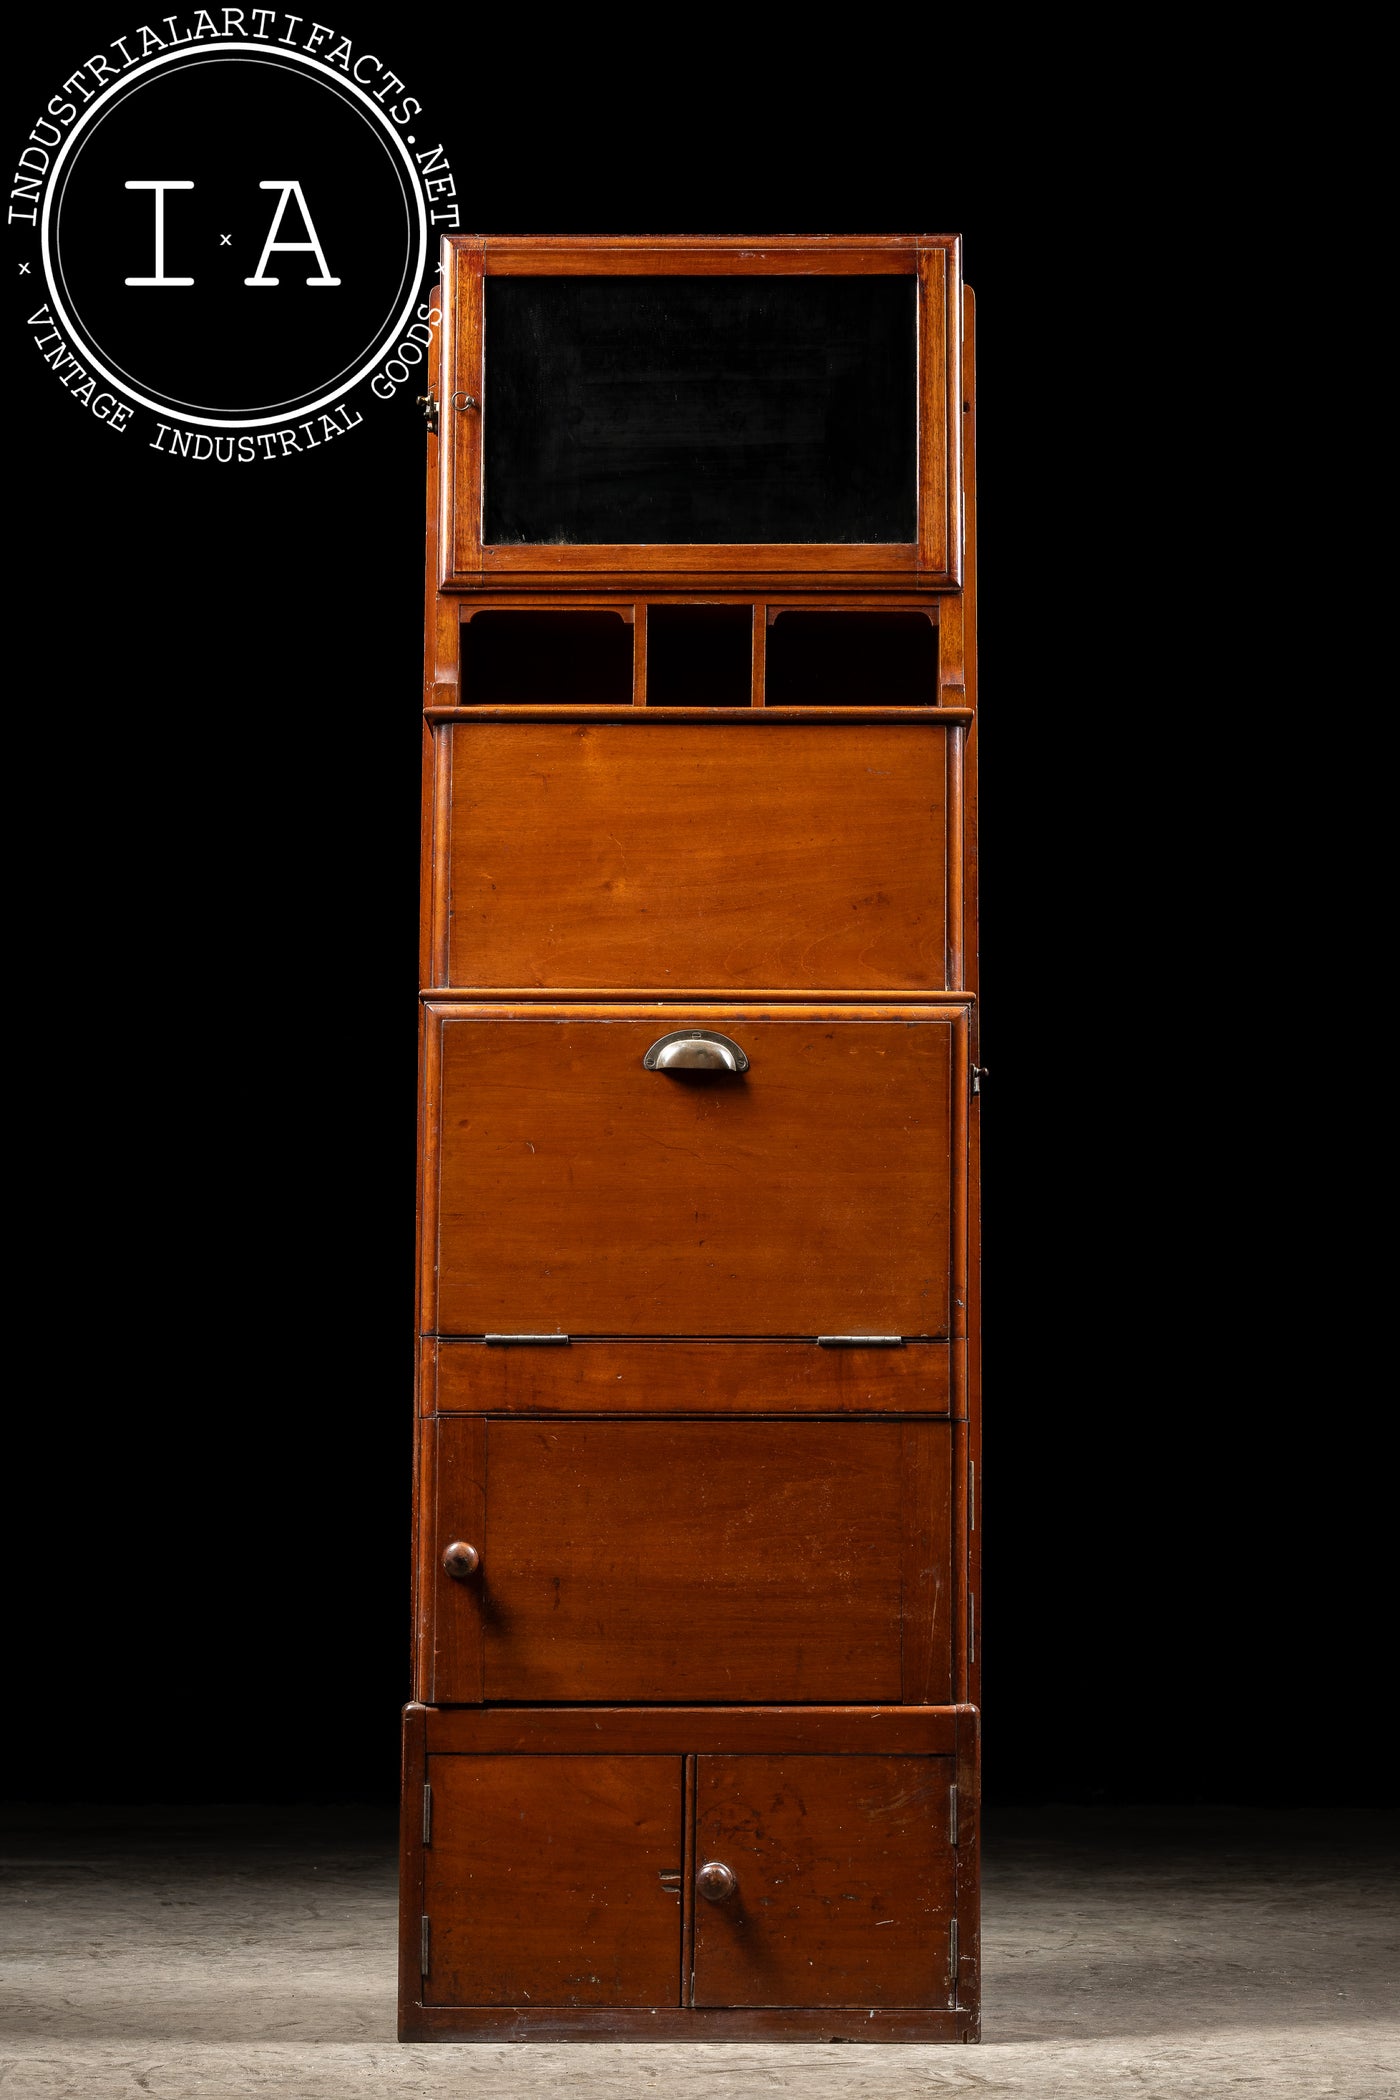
[447,602,951,708]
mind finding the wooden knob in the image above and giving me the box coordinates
[696,1860,737,1902]
[441,1541,480,1580]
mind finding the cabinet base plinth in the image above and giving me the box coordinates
[400,2005,980,2043]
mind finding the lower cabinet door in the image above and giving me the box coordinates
[423,1754,682,2007]
[430,1417,952,1705]
[691,1754,957,2009]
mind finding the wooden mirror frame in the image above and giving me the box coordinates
[437,234,962,594]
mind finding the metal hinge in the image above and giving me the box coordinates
[949,1916,958,1986]
[970,1065,988,1097]
[484,1333,570,1346]
[422,1783,432,1847]
[816,1334,904,1347]
[421,1915,430,1977]
[949,1783,959,1845]
[415,389,438,434]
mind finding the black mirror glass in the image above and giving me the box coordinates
[483,276,918,547]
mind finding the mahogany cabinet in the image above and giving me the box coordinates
[403,234,981,2043]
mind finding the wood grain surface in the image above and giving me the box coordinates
[445,719,950,990]
[691,1753,956,2007]
[428,1337,954,1416]
[421,1705,968,1756]
[427,1418,950,1706]
[424,1753,682,2008]
[490,1420,893,1704]
[400,2005,974,2040]
[430,1010,957,1337]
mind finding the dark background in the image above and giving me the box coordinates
[4,16,1373,1806]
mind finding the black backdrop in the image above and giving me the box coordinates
[3,15,1377,1806]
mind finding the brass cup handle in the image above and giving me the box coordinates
[643,1030,749,1074]
[441,1541,480,1580]
[695,1860,738,1902]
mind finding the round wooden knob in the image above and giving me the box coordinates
[696,1860,737,1903]
[441,1541,480,1580]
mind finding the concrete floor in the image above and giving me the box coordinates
[0,1804,1396,2098]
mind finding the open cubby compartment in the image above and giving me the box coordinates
[646,604,753,707]
[766,608,939,705]
[460,608,634,706]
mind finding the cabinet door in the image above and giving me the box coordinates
[439,235,961,592]
[429,1006,963,1337]
[429,1418,951,1707]
[445,719,952,991]
[423,1754,682,2007]
[691,1754,956,2008]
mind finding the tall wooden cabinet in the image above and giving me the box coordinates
[400,235,981,2043]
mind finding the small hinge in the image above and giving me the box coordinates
[816,1334,904,1348]
[949,1783,959,1845]
[949,1916,959,1984]
[422,1782,432,1847]
[420,1914,430,1977]
[415,389,438,435]
[970,1064,988,1097]
[484,1333,570,1346]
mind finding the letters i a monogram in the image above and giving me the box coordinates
[124,181,341,287]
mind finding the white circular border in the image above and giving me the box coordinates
[40,40,430,429]
[49,52,414,418]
